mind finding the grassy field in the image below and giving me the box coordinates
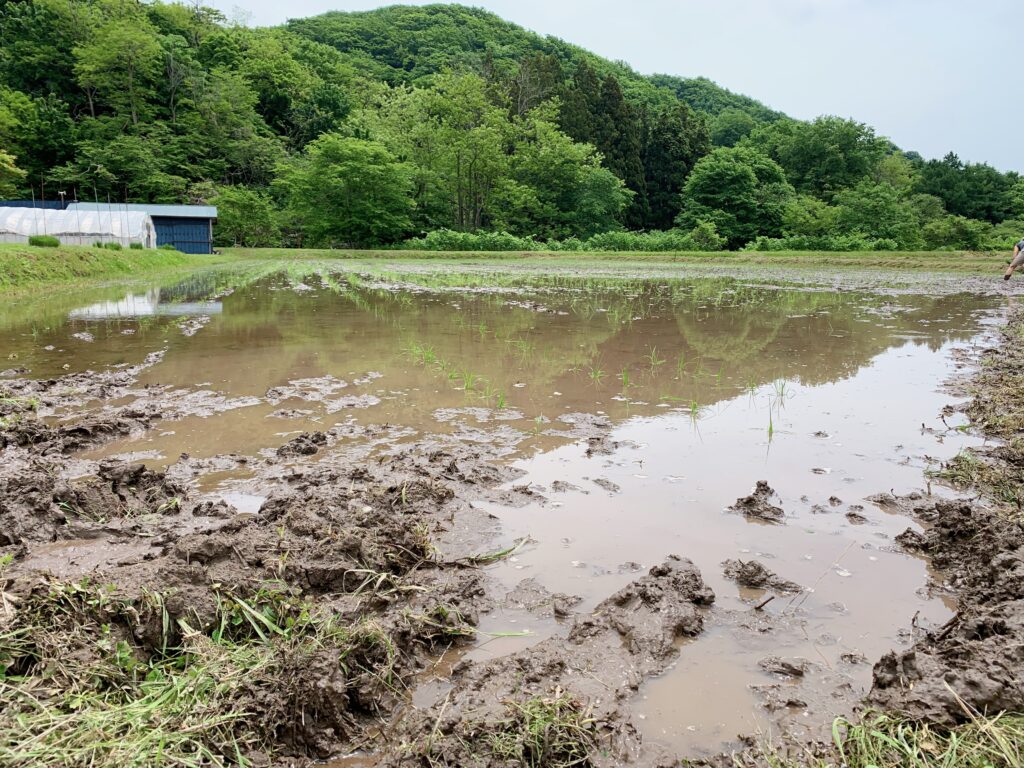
[224,247,1007,272]
[0,244,230,292]
[0,244,1008,295]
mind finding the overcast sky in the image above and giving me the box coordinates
[210,0,1022,172]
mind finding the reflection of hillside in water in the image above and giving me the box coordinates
[119,267,995,421]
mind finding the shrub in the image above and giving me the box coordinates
[398,224,726,253]
[28,235,59,247]
[158,243,178,251]
[129,242,144,250]
[745,234,899,251]
[401,229,543,251]
[102,242,123,251]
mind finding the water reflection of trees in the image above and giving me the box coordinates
[115,265,997,419]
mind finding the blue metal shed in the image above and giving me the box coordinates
[66,203,218,254]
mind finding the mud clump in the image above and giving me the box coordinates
[276,430,327,457]
[387,556,714,767]
[729,480,785,523]
[759,656,808,678]
[0,453,185,547]
[871,495,1024,724]
[723,559,802,593]
[0,442,517,765]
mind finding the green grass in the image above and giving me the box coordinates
[224,247,1007,273]
[748,711,1024,768]
[0,243,230,293]
[831,711,1024,768]
[0,579,400,767]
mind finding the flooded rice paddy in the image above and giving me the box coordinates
[1,260,1015,760]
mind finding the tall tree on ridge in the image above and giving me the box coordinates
[593,74,647,229]
[643,102,710,230]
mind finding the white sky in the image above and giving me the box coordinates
[212,0,1023,173]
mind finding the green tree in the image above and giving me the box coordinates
[0,148,26,197]
[914,153,1014,223]
[676,146,793,247]
[643,103,710,230]
[276,133,413,247]
[710,108,756,147]
[782,195,839,237]
[495,110,632,239]
[833,181,923,249]
[557,60,602,145]
[211,185,281,246]
[921,214,988,250]
[593,75,647,228]
[746,116,888,199]
[74,18,163,124]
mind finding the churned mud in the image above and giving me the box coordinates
[1,263,1023,766]
[858,308,1024,729]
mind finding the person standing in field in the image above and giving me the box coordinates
[1005,237,1024,280]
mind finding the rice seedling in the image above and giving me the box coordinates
[460,370,479,392]
[689,399,700,419]
[645,345,666,370]
[587,366,605,384]
[495,392,507,409]
[675,351,687,376]
[620,367,631,391]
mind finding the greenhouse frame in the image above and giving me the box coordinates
[0,207,157,248]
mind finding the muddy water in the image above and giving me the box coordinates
[0,262,1006,758]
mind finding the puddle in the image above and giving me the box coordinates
[0,260,1009,758]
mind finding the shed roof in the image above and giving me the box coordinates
[67,203,217,219]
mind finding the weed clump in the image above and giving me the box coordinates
[0,577,404,766]
[27,235,59,248]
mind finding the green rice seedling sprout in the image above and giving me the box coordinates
[688,399,702,427]
[588,366,605,384]
[495,392,507,409]
[675,351,687,376]
[461,370,479,392]
[620,368,631,391]
[646,346,666,370]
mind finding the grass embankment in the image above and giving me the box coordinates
[0,244,230,292]
[225,247,1006,273]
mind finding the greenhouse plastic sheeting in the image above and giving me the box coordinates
[0,207,157,247]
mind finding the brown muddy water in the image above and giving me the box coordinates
[1,261,1014,759]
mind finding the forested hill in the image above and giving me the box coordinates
[0,1,1020,252]
[286,5,784,122]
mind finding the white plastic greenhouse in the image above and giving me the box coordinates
[0,207,157,248]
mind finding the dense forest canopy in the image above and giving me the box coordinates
[0,1,1020,251]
